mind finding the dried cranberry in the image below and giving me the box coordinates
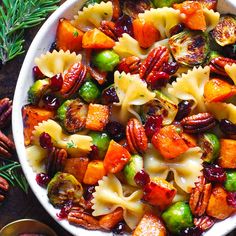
[83,185,96,201]
[148,71,170,89]
[203,163,226,183]
[39,132,53,149]
[101,86,119,105]
[42,94,60,110]
[219,119,236,135]
[112,221,126,235]
[89,145,99,160]
[162,61,179,75]
[169,23,185,36]
[114,14,134,38]
[57,200,73,219]
[180,226,202,236]
[50,73,63,91]
[175,100,194,121]
[33,66,44,80]
[106,121,125,141]
[144,115,163,139]
[134,170,150,187]
[227,192,236,208]
[49,42,57,53]
[35,173,50,187]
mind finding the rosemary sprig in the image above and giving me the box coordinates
[0,0,60,65]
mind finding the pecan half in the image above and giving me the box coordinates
[194,215,215,231]
[68,207,101,230]
[126,118,148,154]
[117,56,141,74]
[46,147,67,177]
[0,130,15,158]
[0,98,12,129]
[100,21,118,41]
[139,46,169,82]
[210,56,236,76]
[181,113,216,134]
[0,176,9,202]
[189,176,212,216]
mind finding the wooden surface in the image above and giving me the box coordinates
[0,1,235,236]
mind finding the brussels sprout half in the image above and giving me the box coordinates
[169,30,209,67]
[225,170,236,192]
[47,172,83,207]
[79,80,101,103]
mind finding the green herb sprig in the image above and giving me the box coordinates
[0,0,60,65]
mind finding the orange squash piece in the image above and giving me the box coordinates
[151,125,189,159]
[204,78,236,102]
[82,28,115,49]
[22,105,54,146]
[56,18,84,52]
[133,19,160,49]
[132,212,167,236]
[181,133,197,148]
[104,140,131,173]
[83,160,107,185]
[218,139,236,169]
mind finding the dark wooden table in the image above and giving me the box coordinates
[0,1,235,236]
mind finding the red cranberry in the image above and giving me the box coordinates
[89,145,99,160]
[50,73,63,91]
[180,226,202,236]
[114,15,134,38]
[134,170,150,187]
[112,221,126,235]
[101,86,119,105]
[169,23,185,36]
[175,100,194,121]
[162,61,179,75]
[57,200,73,219]
[39,132,53,149]
[227,192,236,208]
[106,121,125,141]
[148,71,170,89]
[35,173,50,187]
[33,66,44,80]
[219,119,236,135]
[42,94,60,110]
[83,185,96,201]
[203,163,226,183]
[144,115,163,139]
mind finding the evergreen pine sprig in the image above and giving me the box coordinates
[0,0,60,65]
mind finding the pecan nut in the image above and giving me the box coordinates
[210,56,236,76]
[0,176,9,202]
[194,215,215,231]
[126,118,148,154]
[0,98,12,129]
[0,130,15,158]
[46,147,67,177]
[189,176,212,216]
[99,20,118,41]
[139,46,169,82]
[181,112,216,134]
[68,207,101,230]
[117,56,141,74]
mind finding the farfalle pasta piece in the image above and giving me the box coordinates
[203,8,220,32]
[35,50,82,78]
[138,7,181,39]
[71,1,113,31]
[32,119,92,156]
[225,63,236,85]
[144,144,203,192]
[168,66,210,112]
[114,71,155,123]
[92,174,145,230]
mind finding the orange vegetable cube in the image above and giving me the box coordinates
[56,18,84,52]
[151,125,189,159]
[83,160,107,185]
[82,28,115,49]
[181,133,197,148]
[104,140,131,173]
[85,104,110,131]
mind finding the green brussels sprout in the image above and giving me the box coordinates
[83,0,102,8]
[208,51,221,61]
[47,172,83,207]
[79,80,101,103]
[152,0,183,8]
[89,131,111,158]
[212,15,236,46]
[198,133,220,163]
[162,201,193,234]
[57,99,88,133]
[225,170,236,192]
[169,30,209,67]
[124,155,143,186]
[92,50,120,72]
[28,79,49,105]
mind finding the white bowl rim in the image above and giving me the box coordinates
[12,0,236,235]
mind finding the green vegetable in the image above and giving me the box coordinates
[47,172,83,207]
[92,50,120,72]
[57,99,88,133]
[153,0,183,8]
[162,202,193,234]
[198,133,220,163]
[208,51,221,61]
[83,0,102,8]
[89,132,111,158]
[79,80,101,103]
[225,171,236,192]
[124,155,143,186]
[28,79,49,105]
[169,30,209,67]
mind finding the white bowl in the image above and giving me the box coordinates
[12,0,236,235]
